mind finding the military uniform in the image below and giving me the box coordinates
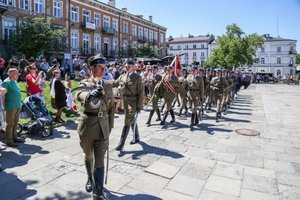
[145,66,163,126]
[76,56,114,200]
[159,66,179,125]
[115,61,144,151]
[178,76,188,116]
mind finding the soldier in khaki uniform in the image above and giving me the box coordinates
[159,66,178,125]
[221,70,229,112]
[187,67,204,130]
[115,60,144,151]
[145,65,162,126]
[76,55,114,200]
[178,69,188,117]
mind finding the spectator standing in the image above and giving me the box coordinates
[79,63,91,79]
[39,59,50,80]
[73,55,81,78]
[2,68,24,147]
[0,80,7,150]
[25,61,45,103]
[50,68,67,123]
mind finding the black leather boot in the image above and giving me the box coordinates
[93,167,108,200]
[85,160,94,193]
[115,126,129,151]
[146,110,154,127]
[160,111,169,125]
[194,111,199,125]
[178,108,183,116]
[155,109,162,121]
[130,124,140,144]
[170,109,175,123]
[184,106,188,115]
[190,113,195,131]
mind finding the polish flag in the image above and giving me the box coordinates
[171,54,182,76]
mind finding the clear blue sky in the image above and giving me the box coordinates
[104,0,300,51]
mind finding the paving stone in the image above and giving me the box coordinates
[158,152,189,167]
[244,166,276,178]
[180,162,211,180]
[236,154,264,168]
[278,184,300,200]
[50,170,86,191]
[277,153,300,164]
[7,159,48,177]
[106,171,133,192]
[185,147,211,158]
[114,186,159,199]
[285,147,300,156]
[145,161,180,179]
[252,149,277,160]
[188,157,216,168]
[198,189,239,200]
[240,189,280,200]
[213,162,244,180]
[24,184,72,200]
[211,152,237,163]
[205,142,228,152]
[166,174,205,197]
[293,163,300,174]
[277,172,300,187]
[264,159,296,173]
[111,161,144,178]
[262,144,286,153]
[159,189,197,200]
[127,172,169,195]
[0,171,18,187]
[0,178,36,200]
[204,175,241,196]
[33,151,70,165]
[242,174,278,195]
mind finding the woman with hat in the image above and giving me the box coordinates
[50,68,67,123]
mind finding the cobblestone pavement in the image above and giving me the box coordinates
[1,84,300,200]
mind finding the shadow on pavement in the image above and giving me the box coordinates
[118,141,183,160]
[108,190,162,200]
[193,123,233,135]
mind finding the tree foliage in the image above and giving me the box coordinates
[207,23,264,70]
[9,17,67,58]
[296,54,300,65]
[120,46,157,58]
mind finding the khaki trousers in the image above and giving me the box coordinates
[6,109,20,144]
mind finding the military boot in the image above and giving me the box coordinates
[190,113,195,131]
[115,126,130,151]
[93,167,108,200]
[160,111,169,125]
[170,109,176,123]
[194,111,199,125]
[130,124,140,144]
[85,160,94,193]
[155,109,162,121]
[178,108,183,116]
[184,106,188,115]
[146,110,155,127]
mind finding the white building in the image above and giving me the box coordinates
[166,34,215,66]
[250,34,297,77]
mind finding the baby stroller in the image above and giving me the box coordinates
[17,95,53,137]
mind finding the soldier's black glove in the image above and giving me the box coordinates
[87,88,102,100]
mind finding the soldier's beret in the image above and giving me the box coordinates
[28,57,36,63]
[126,60,134,65]
[191,66,197,71]
[151,65,158,69]
[198,68,204,72]
[165,66,173,70]
[89,54,106,66]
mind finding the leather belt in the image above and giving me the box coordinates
[84,111,106,117]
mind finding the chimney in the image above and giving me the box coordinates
[149,16,153,22]
[122,7,127,12]
[108,0,116,7]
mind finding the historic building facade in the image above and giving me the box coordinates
[166,34,215,66]
[0,0,167,60]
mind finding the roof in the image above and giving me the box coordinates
[166,35,215,44]
[263,35,297,42]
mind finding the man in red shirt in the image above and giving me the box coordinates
[25,58,45,103]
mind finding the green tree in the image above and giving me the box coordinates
[9,17,67,58]
[207,23,264,70]
[296,54,300,64]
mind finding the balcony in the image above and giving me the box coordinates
[80,48,95,55]
[102,27,116,35]
[81,21,96,30]
[0,2,8,14]
[289,50,297,55]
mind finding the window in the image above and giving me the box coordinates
[201,44,204,48]
[103,16,109,27]
[277,47,281,52]
[34,0,43,13]
[277,57,281,64]
[71,31,78,49]
[83,34,90,53]
[160,33,164,43]
[53,0,62,18]
[20,0,29,10]
[71,7,78,22]
[144,29,148,39]
[123,40,128,50]
[94,14,100,27]
[113,39,118,52]
[83,10,90,23]
[94,36,100,52]
[154,32,158,41]
[193,52,196,57]
[5,0,15,6]
[2,18,16,40]
[112,19,118,32]
[138,27,143,39]
[260,57,265,64]
[261,47,265,53]
[185,45,188,49]
[201,52,204,57]
[123,22,128,34]
[170,46,173,50]
[132,24,137,36]
[177,45,181,50]
[149,30,153,42]
[193,44,196,49]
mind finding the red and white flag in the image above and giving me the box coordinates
[170,54,182,76]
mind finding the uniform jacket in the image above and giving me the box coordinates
[187,75,205,101]
[76,77,114,138]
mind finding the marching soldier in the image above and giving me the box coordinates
[205,69,214,111]
[145,65,162,126]
[160,66,179,125]
[187,67,204,130]
[76,55,114,200]
[221,70,229,112]
[177,71,188,117]
[115,60,144,152]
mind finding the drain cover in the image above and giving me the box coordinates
[235,128,260,136]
